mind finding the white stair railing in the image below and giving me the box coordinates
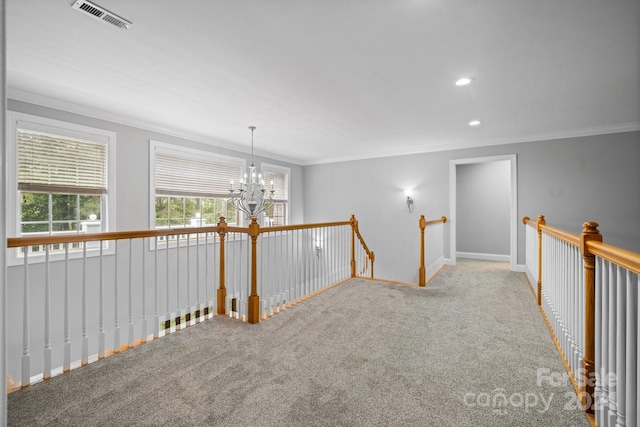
[257,224,352,319]
[7,228,221,390]
[540,231,585,390]
[591,245,639,427]
[418,215,447,286]
[523,216,639,426]
[7,216,374,389]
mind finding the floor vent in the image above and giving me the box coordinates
[71,0,132,29]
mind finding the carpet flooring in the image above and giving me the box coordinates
[7,259,590,426]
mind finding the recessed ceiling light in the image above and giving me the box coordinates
[468,120,482,126]
[455,77,474,86]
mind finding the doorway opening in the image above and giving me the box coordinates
[449,155,518,270]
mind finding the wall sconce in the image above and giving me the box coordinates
[404,190,414,213]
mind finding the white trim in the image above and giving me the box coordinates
[1,4,7,421]
[449,154,518,271]
[515,264,528,273]
[9,88,303,166]
[261,162,290,226]
[456,252,510,262]
[11,89,640,168]
[6,111,117,266]
[304,122,640,165]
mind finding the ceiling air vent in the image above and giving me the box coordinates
[71,0,132,29]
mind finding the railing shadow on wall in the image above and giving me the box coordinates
[523,215,639,427]
[5,215,375,391]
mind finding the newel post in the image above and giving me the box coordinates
[418,215,427,286]
[247,217,260,324]
[349,215,357,278]
[580,221,602,414]
[217,217,227,315]
[536,215,546,306]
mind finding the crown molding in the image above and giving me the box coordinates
[9,88,639,167]
[304,122,640,165]
[7,88,305,166]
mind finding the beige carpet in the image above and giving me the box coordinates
[7,259,590,426]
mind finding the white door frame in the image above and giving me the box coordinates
[449,154,518,271]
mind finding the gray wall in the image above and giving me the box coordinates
[304,131,640,282]
[7,99,305,231]
[456,160,510,256]
[6,98,640,282]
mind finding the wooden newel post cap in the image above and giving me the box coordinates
[441,216,447,223]
[419,215,426,229]
[582,221,599,234]
[580,221,602,254]
[522,216,530,225]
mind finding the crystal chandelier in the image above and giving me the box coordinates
[228,126,275,218]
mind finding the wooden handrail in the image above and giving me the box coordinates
[523,215,580,247]
[7,219,355,248]
[7,226,222,247]
[587,240,640,275]
[424,216,447,227]
[539,224,580,247]
[349,214,374,278]
[522,216,535,227]
[257,220,351,234]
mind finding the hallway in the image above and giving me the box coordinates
[7,260,589,426]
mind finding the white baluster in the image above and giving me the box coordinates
[142,238,147,341]
[21,247,30,387]
[114,241,120,353]
[624,270,637,427]
[608,262,618,427]
[128,239,134,347]
[154,236,159,338]
[195,232,200,322]
[165,235,169,334]
[82,245,88,365]
[600,258,611,427]
[98,243,105,358]
[176,234,181,328]
[595,257,603,422]
[186,233,191,325]
[43,244,51,379]
[615,267,626,426]
[63,244,70,372]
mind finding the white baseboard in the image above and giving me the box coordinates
[515,264,528,273]
[444,258,454,265]
[456,252,510,262]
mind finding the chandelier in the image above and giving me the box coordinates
[228,126,275,218]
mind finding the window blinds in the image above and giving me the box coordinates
[262,168,288,200]
[155,150,243,198]
[17,129,108,195]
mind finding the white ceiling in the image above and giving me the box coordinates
[6,0,640,165]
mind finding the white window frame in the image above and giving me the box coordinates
[6,111,117,266]
[149,140,246,234]
[261,163,290,227]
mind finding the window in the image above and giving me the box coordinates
[7,112,116,263]
[261,163,290,226]
[151,141,244,228]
